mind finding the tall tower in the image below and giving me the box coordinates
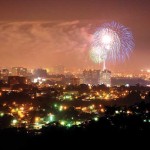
[99,69,111,86]
[83,69,100,85]
[11,67,27,76]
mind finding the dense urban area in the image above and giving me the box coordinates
[0,67,149,133]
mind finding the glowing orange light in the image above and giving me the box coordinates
[100,108,105,113]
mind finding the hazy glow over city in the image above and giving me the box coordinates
[0,0,149,72]
[0,0,149,147]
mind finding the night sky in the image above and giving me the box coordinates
[0,0,150,72]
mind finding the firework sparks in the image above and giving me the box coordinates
[90,21,134,65]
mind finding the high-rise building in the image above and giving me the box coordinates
[11,67,27,76]
[83,70,100,85]
[99,69,111,86]
[0,68,9,81]
[0,69,9,76]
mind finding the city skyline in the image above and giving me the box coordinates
[0,0,150,72]
[0,1,149,146]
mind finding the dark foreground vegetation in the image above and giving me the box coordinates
[0,102,149,150]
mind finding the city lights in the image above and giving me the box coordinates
[49,114,54,122]
[0,0,149,146]
[12,119,17,125]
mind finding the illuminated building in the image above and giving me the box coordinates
[83,70,100,85]
[0,68,9,76]
[0,68,9,81]
[11,67,27,76]
[100,69,111,86]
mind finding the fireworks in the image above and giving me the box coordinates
[90,47,107,63]
[90,21,134,64]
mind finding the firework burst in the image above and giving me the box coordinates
[90,21,134,64]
